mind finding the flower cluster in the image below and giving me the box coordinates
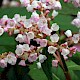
[0,0,79,69]
[64,0,80,7]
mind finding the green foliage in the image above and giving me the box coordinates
[0,33,17,54]
[41,47,53,80]
[29,62,47,80]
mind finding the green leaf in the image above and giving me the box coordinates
[15,65,33,80]
[60,0,80,15]
[73,70,80,79]
[29,62,47,80]
[41,47,53,80]
[6,64,33,80]
[52,66,66,80]
[66,60,80,80]
[66,61,80,70]
[0,33,17,54]
[70,52,80,65]
[7,66,17,80]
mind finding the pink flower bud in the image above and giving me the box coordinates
[52,60,58,67]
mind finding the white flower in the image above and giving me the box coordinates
[15,34,24,43]
[20,16,27,22]
[39,54,47,63]
[14,29,20,34]
[10,1,19,7]
[31,11,39,18]
[38,16,47,29]
[36,62,41,69]
[71,18,80,28]
[20,0,30,6]
[51,23,59,31]
[27,4,33,12]
[52,10,58,18]
[24,19,32,28]
[23,44,30,51]
[65,30,72,37]
[54,1,62,10]
[72,34,80,43]
[77,11,80,19]
[42,3,47,9]
[48,46,57,54]
[50,34,59,42]
[13,14,21,22]
[2,15,8,20]
[27,31,34,39]
[61,48,70,56]
[31,1,39,9]
[6,53,17,65]
[0,27,4,36]
[15,44,24,56]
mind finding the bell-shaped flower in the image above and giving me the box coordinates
[0,59,7,68]
[52,60,58,67]
[52,10,58,18]
[38,54,47,63]
[15,44,24,56]
[65,30,72,37]
[61,48,70,56]
[6,53,17,65]
[27,31,34,39]
[51,23,59,31]
[23,44,30,51]
[50,34,59,42]
[48,46,57,54]
[36,62,42,69]
[28,53,38,63]
[18,60,26,66]
[72,34,80,43]
[15,34,24,43]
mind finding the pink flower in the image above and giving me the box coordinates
[52,60,58,67]
[6,53,17,65]
[31,11,39,23]
[63,56,68,60]
[18,60,26,66]
[74,44,80,52]
[24,35,30,44]
[70,47,77,54]
[0,59,7,68]
[40,26,52,36]
[39,39,47,47]
[28,53,38,63]
[64,0,69,2]
[6,19,16,28]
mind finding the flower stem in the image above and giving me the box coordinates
[57,52,71,80]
